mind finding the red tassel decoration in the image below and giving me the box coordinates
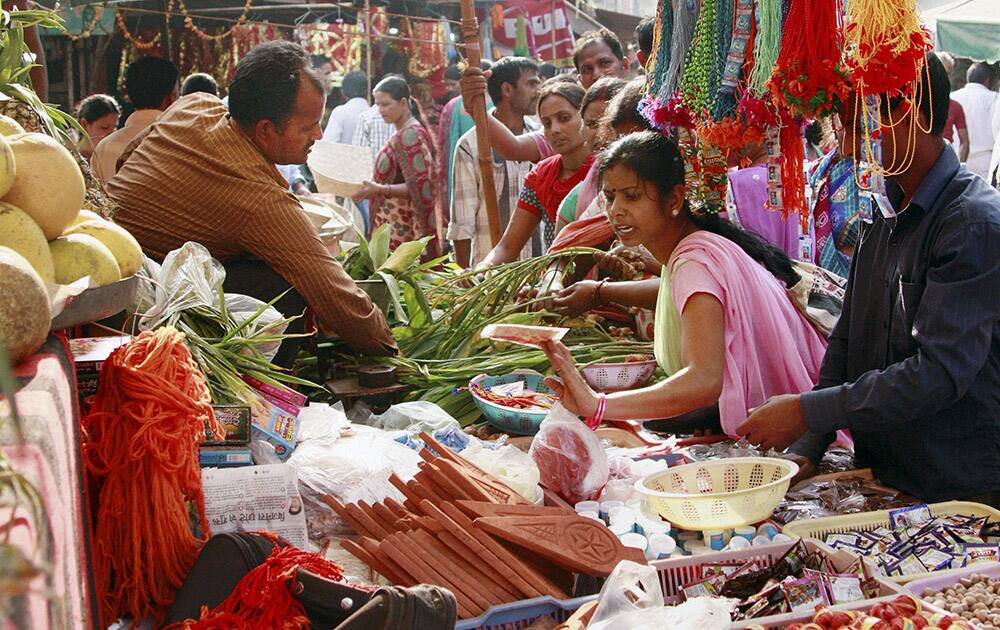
[767,0,850,118]
[164,536,351,630]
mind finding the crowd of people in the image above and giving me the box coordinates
[72,21,1000,506]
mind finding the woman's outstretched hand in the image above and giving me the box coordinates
[541,340,599,418]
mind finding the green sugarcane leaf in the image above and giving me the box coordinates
[375,271,407,325]
[368,225,391,272]
[377,236,430,275]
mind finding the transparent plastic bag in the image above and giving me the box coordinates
[528,403,609,504]
[374,401,458,433]
[224,293,287,362]
[589,561,733,630]
[286,424,421,542]
[138,242,225,329]
[461,441,542,504]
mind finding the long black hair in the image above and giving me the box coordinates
[600,131,798,288]
[373,75,435,158]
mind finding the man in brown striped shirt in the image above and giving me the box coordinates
[107,41,396,360]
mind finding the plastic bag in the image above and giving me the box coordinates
[224,293,288,361]
[461,441,542,504]
[374,401,458,433]
[138,241,225,329]
[286,423,421,542]
[588,561,733,630]
[528,403,609,504]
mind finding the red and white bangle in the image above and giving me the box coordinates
[585,393,607,430]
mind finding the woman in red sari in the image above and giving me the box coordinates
[353,75,437,250]
[477,80,594,268]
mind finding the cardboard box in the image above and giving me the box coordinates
[247,389,298,461]
[68,335,131,414]
[241,374,307,408]
[199,446,253,467]
[205,405,251,446]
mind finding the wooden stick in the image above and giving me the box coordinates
[341,538,412,586]
[439,502,567,599]
[380,535,480,618]
[403,531,494,612]
[457,0,502,246]
[412,528,516,606]
[419,500,540,599]
[359,537,415,586]
[422,461,477,502]
[389,473,427,514]
[345,502,392,540]
[358,500,397,533]
[322,495,374,538]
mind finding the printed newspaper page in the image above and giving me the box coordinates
[202,464,308,548]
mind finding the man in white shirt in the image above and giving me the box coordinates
[448,57,543,268]
[91,56,179,182]
[951,62,1000,179]
[322,71,369,144]
[350,100,395,157]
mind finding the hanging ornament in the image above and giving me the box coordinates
[747,0,782,97]
[843,0,931,179]
[767,0,849,118]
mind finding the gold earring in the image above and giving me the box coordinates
[671,207,680,217]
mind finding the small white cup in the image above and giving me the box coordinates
[620,532,648,551]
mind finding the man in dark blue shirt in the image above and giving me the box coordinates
[738,53,1000,504]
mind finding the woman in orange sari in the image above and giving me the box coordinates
[353,75,437,250]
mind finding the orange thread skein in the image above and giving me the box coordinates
[84,327,223,626]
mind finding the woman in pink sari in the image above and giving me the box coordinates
[542,132,835,442]
[353,76,437,251]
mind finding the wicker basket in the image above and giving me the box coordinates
[307,141,373,198]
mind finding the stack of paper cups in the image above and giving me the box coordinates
[620,533,648,552]
[646,533,677,561]
[599,500,624,522]
[608,506,637,533]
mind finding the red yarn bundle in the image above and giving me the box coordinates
[84,327,223,626]
[165,536,348,630]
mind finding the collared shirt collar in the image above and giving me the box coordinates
[886,143,960,215]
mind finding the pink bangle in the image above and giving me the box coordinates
[585,393,607,430]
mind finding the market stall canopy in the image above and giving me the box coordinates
[921,0,1000,62]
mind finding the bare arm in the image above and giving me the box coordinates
[543,292,726,419]
[958,128,970,162]
[477,207,540,268]
[453,239,472,268]
[460,67,541,163]
[551,277,660,316]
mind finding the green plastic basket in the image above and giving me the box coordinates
[469,370,552,436]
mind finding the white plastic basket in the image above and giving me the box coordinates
[580,358,657,392]
[636,457,798,532]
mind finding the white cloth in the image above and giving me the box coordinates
[277,164,305,191]
[322,97,369,145]
[91,109,161,183]
[350,104,395,157]
[951,83,1000,178]
[447,115,541,267]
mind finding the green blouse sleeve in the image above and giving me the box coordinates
[556,183,582,231]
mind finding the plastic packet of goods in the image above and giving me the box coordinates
[480,323,569,348]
